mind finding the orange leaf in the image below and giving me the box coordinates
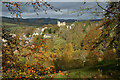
[17,4,20,7]
[59,70,61,73]
[5,5,8,7]
[25,76,28,78]
[16,14,18,17]
[50,65,54,68]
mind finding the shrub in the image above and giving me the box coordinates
[53,58,83,71]
[103,49,117,61]
[85,53,98,67]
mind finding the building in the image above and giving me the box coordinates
[44,34,51,39]
[32,32,39,36]
[2,38,7,43]
[9,33,16,38]
[66,23,75,29]
[66,25,71,29]
[57,21,66,27]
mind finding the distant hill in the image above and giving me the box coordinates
[2,16,103,26]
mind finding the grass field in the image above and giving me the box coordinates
[39,59,120,78]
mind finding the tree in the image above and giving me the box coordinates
[62,43,73,62]
[2,30,22,72]
[59,43,73,70]
[91,2,120,56]
[81,2,120,59]
[53,37,66,57]
[102,2,120,56]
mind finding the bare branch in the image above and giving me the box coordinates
[96,1,117,14]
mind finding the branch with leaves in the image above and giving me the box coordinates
[3,1,61,19]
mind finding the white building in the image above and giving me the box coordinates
[32,32,39,36]
[41,27,48,32]
[3,43,7,47]
[66,23,75,29]
[19,34,26,40]
[22,33,26,38]
[9,33,16,38]
[57,21,66,27]
[2,38,7,43]
[39,32,42,35]
[29,35,32,37]
[44,34,51,39]
[71,23,75,27]
[25,41,29,44]
[67,25,71,29]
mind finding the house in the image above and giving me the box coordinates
[41,27,48,32]
[9,33,16,37]
[25,37,31,41]
[67,25,71,29]
[66,23,75,29]
[19,37,22,40]
[57,21,66,27]
[2,38,7,47]
[2,38,7,43]
[29,35,32,37]
[23,35,26,38]
[71,23,75,27]
[3,43,7,47]
[44,34,51,39]
[31,27,47,37]
[32,32,39,36]
[19,33,26,40]
[13,50,19,55]
[39,32,42,35]
[25,41,29,44]
[21,33,26,38]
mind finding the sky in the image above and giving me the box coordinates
[2,2,107,20]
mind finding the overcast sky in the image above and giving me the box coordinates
[2,2,107,20]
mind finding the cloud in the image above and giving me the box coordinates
[2,2,106,19]
[1,0,111,2]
